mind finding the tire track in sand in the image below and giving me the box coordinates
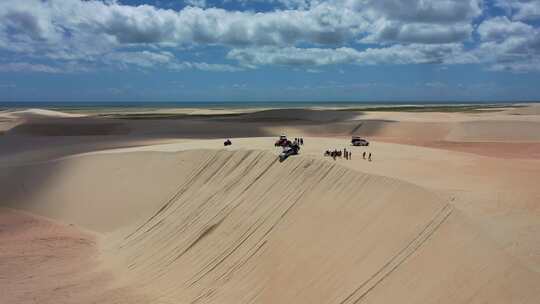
[339,203,454,304]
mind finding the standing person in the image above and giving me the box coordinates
[363,151,366,160]
[368,152,372,161]
[349,151,352,160]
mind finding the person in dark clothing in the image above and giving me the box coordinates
[368,152,372,161]
[363,151,366,159]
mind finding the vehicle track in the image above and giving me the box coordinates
[339,203,454,304]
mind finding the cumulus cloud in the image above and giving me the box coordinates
[170,61,244,72]
[472,16,540,71]
[0,0,365,54]
[0,0,538,73]
[185,0,207,8]
[495,0,540,20]
[104,51,176,68]
[363,0,482,23]
[488,60,540,72]
[0,0,480,55]
[363,21,473,44]
[477,16,533,41]
[103,50,242,71]
[228,44,464,67]
[0,62,61,73]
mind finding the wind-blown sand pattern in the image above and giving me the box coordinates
[1,104,540,303]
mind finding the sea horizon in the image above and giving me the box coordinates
[1,100,536,111]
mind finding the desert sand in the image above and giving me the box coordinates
[1,104,540,303]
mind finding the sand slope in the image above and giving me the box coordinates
[0,152,208,232]
[103,150,539,304]
[3,149,538,303]
[0,209,148,304]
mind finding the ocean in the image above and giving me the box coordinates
[0,100,523,111]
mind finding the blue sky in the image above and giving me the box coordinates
[1,0,540,102]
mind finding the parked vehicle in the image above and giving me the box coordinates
[275,134,291,147]
[351,136,369,146]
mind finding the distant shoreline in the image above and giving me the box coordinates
[1,101,536,112]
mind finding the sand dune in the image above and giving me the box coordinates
[1,108,86,119]
[3,106,540,155]
[0,152,200,232]
[446,120,540,142]
[2,104,540,303]
[237,108,360,122]
[2,149,539,303]
[7,119,130,136]
[350,119,540,143]
[506,104,540,115]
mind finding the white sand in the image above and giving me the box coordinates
[1,103,540,303]
[2,108,87,119]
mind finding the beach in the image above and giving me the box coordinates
[1,103,540,303]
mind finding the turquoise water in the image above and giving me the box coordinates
[0,101,524,110]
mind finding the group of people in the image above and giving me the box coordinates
[324,148,372,161]
[324,148,352,160]
[294,137,304,145]
[363,151,372,161]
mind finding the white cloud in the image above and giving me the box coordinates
[363,21,473,44]
[103,50,242,71]
[477,16,533,41]
[0,0,481,56]
[488,60,540,72]
[0,0,538,73]
[423,81,447,88]
[185,0,207,8]
[363,0,482,23]
[226,0,319,10]
[228,44,464,67]
[495,0,540,20]
[104,51,175,68]
[473,16,540,72]
[170,61,243,72]
[0,0,366,54]
[0,62,61,73]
